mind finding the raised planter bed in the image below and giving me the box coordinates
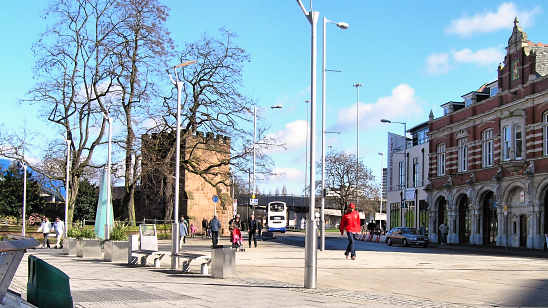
[76,239,102,258]
[104,240,129,262]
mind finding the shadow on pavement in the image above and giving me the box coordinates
[497,279,548,307]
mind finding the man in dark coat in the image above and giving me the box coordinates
[248,214,258,248]
[210,216,221,248]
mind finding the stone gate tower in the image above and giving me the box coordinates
[141,131,233,236]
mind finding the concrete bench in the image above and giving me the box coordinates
[172,253,211,273]
[131,250,166,268]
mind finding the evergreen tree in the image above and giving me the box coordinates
[0,165,48,220]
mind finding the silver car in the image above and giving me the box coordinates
[386,227,428,247]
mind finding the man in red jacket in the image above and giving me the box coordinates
[339,203,361,260]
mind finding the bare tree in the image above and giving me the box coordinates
[143,30,274,220]
[319,150,379,215]
[110,0,173,225]
[20,0,129,227]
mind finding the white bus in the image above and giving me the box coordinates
[267,201,287,232]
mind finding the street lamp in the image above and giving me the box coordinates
[381,119,407,227]
[378,152,384,221]
[296,0,319,289]
[252,104,283,203]
[20,161,27,236]
[168,59,196,270]
[304,99,310,201]
[353,83,363,206]
[321,16,348,252]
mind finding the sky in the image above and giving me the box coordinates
[1,1,547,195]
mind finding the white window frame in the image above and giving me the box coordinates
[514,125,523,160]
[457,138,468,172]
[437,143,446,176]
[544,112,548,156]
[503,126,511,161]
[482,129,493,167]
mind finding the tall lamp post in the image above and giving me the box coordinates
[378,152,384,226]
[21,161,27,236]
[321,16,348,252]
[295,0,319,289]
[353,83,363,205]
[168,59,196,270]
[381,119,407,226]
[304,99,310,202]
[252,105,283,203]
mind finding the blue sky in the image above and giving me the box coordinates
[1,1,546,195]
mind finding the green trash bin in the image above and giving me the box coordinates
[27,255,73,308]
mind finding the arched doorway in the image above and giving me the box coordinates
[545,190,548,237]
[519,215,527,247]
[457,195,470,244]
[481,191,497,246]
[436,196,448,242]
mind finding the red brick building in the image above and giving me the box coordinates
[427,18,548,249]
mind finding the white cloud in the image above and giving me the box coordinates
[267,167,303,181]
[452,47,504,66]
[335,84,422,130]
[267,120,308,151]
[426,53,450,75]
[446,3,541,37]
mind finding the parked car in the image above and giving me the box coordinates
[385,227,428,247]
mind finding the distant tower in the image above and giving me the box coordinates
[141,131,233,235]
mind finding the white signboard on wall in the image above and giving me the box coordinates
[405,189,416,200]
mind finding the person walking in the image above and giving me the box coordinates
[257,219,263,241]
[53,217,65,249]
[202,217,208,239]
[37,217,52,248]
[339,203,361,260]
[179,217,188,248]
[248,214,258,248]
[210,216,221,248]
[439,222,448,247]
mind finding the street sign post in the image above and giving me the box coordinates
[250,198,258,206]
[212,195,219,216]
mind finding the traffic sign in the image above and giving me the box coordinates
[250,198,258,206]
[212,195,219,203]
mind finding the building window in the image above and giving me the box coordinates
[437,143,446,176]
[412,158,419,187]
[398,161,404,189]
[515,125,523,159]
[503,126,511,161]
[457,138,468,172]
[544,112,548,156]
[490,86,498,97]
[464,97,473,107]
[482,129,493,167]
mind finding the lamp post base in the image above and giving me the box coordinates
[304,218,317,289]
[171,223,180,270]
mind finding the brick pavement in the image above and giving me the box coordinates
[9,234,548,307]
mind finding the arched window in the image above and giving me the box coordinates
[482,129,493,167]
[437,143,446,176]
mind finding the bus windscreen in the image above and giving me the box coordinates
[269,203,285,212]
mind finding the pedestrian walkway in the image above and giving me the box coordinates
[9,234,548,307]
